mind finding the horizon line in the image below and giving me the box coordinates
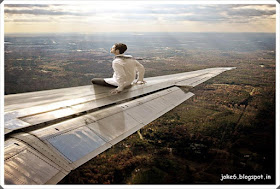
[5,31,276,35]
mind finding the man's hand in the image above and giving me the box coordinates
[135,80,146,85]
[110,88,122,94]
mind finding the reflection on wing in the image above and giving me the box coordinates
[4,67,235,184]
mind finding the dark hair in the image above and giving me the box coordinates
[114,43,127,54]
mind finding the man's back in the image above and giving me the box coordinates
[92,43,145,94]
[105,54,145,89]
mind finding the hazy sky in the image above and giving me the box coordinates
[4,3,276,33]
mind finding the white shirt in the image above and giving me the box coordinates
[104,54,145,91]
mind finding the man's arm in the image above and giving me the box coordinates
[112,61,127,92]
[135,60,145,83]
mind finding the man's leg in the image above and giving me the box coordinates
[91,78,117,87]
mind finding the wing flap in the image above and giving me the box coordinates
[46,126,109,162]
[4,139,62,185]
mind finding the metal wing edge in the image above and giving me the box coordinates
[4,86,194,185]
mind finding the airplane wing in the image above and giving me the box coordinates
[4,67,235,184]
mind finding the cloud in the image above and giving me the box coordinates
[167,14,227,22]
[226,9,275,17]
[5,4,50,8]
[4,4,276,27]
[117,14,158,21]
[94,5,222,15]
[11,19,51,22]
[5,9,90,16]
[226,4,275,8]
[162,4,276,23]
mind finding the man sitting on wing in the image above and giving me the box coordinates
[92,43,145,94]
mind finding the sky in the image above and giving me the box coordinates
[4,3,276,33]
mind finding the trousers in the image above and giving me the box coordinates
[91,78,117,88]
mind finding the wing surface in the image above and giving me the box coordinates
[4,67,235,184]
